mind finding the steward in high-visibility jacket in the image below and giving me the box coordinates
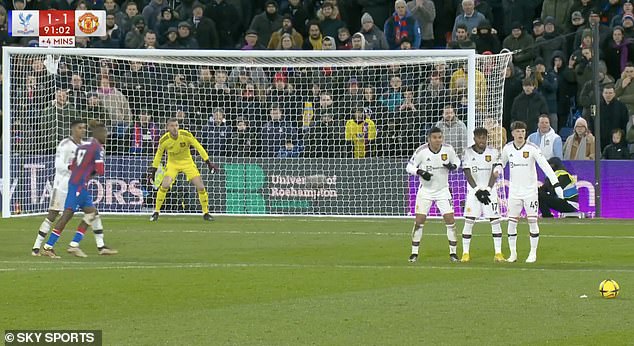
[538,157,579,217]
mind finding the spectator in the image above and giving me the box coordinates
[318,2,346,38]
[351,32,370,49]
[305,112,343,158]
[473,20,500,54]
[105,12,124,44]
[532,18,545,40]
[277,139,304,158]
[67,73,88,112]
[380,75,404,112]
[573,10,610,49]
[602,128,631,159]
[250,0,283,47]
[384,0,421,49]
[567,11,586,51]
[601,0,623,27]
[190,2,219,49]
[552,51,576,129]
[233,83,262,122]
[322,35,337,49]
[360,12,389,50]
[116,2,139,36]
[483,117,507,151]
[129,111,160,154]
[201,108,232,157]
[260,104,295,157]
[176,1,194,24]
[143,30,158,48]
[603,26,634,82]
[569,0,598,23]
[538,157,580,217]
[503,61,524,133]
[124,15,147,49]
[528,114,563,159]
[510,78,549,134]
[205,0,242,49]
[141,0,165,31]
[611,0,634,27]
[527,57,559,131]
[275,32,300,49]
[41,89,78,152]
[268,14,304,49]
[447,23,476,49]
[541,0,574,33]
[503,22,535,70]
[616,63,634,116]
[177,21,199,49]
[535,17,566,70]
[303,20,323,49]
[282,0,309,36]
[345,107,377,158]
[336,26,352,49]
[563,117,595,160]
[595,84,629,150]
[407,0,435,48]
[452,0,485,41]
[434,103,467,156]
[229,118,256,157]
[578,57,614,119]
[240,29,266,50]
[160,27,183,48]
[621,14,634,40]
[96,74,132,129]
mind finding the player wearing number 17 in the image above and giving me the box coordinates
[406,127,461,263]
[501,121,564,263]
[147,118,220,221]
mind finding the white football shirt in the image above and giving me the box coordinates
[52,137,82,192]
[406,143,461,199]
[501,141,558,198]
[462,145,500,192]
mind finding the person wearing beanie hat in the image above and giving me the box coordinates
[407,0,436,48]
[157,7,178,44]
[503,20,535,70]
[360,12,389,50]
[563,117,595,160]
[177,21,199,49]
[190,2,219,49]
[248,0,282,47]
[267,12,304,49]
[541,0,574,31]
[534,16,565,69]
[160,26,183,49]
[124,15,147,48]
[610,0,634,27]
[473,20,501,54]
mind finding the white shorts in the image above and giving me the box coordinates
[48,188,68,212]
[415,189,454,215]
[464,189,500,218]
[507,195,539,218]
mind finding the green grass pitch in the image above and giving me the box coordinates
[2,216,634,345]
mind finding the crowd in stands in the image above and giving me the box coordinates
[2,0,634,160]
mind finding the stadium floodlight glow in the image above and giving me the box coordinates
[2,47,511,218]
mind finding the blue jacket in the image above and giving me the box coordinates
[383,9,421,49]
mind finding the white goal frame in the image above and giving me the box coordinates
[2,47,484,218]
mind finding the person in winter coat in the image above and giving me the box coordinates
[503,21,535,70]
[407,0,435,48]
[594,85,630,150]
[541,0,574,33]
[249,0,283,48]
[602,26,634,82]
[473,20,500,54]
[563,117,595,160]
[615,62,634,115]
[384,0,421,49]
[602,128,631,159]
[360,12,389,50]
[528,57,559,131]
[510,78,549,134]
[535,16,566,69]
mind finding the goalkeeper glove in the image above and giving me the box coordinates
[416,169,433,181]
[443,163,457,171]
[205,160,220,174]
[147,167,157,186]
[554,185,564,199]
[475,187,492,205]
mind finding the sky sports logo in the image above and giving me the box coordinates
[4,330,101,345]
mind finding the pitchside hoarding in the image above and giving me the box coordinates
[1,156,633,218]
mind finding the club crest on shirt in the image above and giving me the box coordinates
[180,142,187,147]
[441,153,448,161]
[523,151,529,158]
[485,155,491,162]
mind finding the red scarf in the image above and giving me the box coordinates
[393,15,409,44]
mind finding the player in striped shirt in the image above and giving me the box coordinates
[32,120,116,257]
[41,122,110,258]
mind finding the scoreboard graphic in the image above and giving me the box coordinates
[9,10,106,47]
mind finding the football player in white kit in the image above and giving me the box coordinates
[460,127,504,263]
[501,121,563,263]
[31,120,117,256]
[406,127,461,263]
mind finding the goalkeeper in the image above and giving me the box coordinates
[147,118,219,221]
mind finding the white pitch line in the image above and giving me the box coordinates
[1,261,633,273]
[109,228,634,239]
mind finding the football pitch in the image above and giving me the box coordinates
[2,216,634,345]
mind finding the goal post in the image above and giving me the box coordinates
[1,47,511,218]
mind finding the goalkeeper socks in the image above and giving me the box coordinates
[198,189,209,214]
[446,223,457,254]
[462,218,475,254]
[33,218,53,249]
[528,217,539,255]
[69,226,87,248]
[411,225,423,255]
[491,219,503,254]
[507,218,518,257]
[45,229,63,247]
[155,187,168,213]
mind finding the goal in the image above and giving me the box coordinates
[1,48,512,218]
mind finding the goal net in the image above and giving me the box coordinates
[2,48,511,218]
